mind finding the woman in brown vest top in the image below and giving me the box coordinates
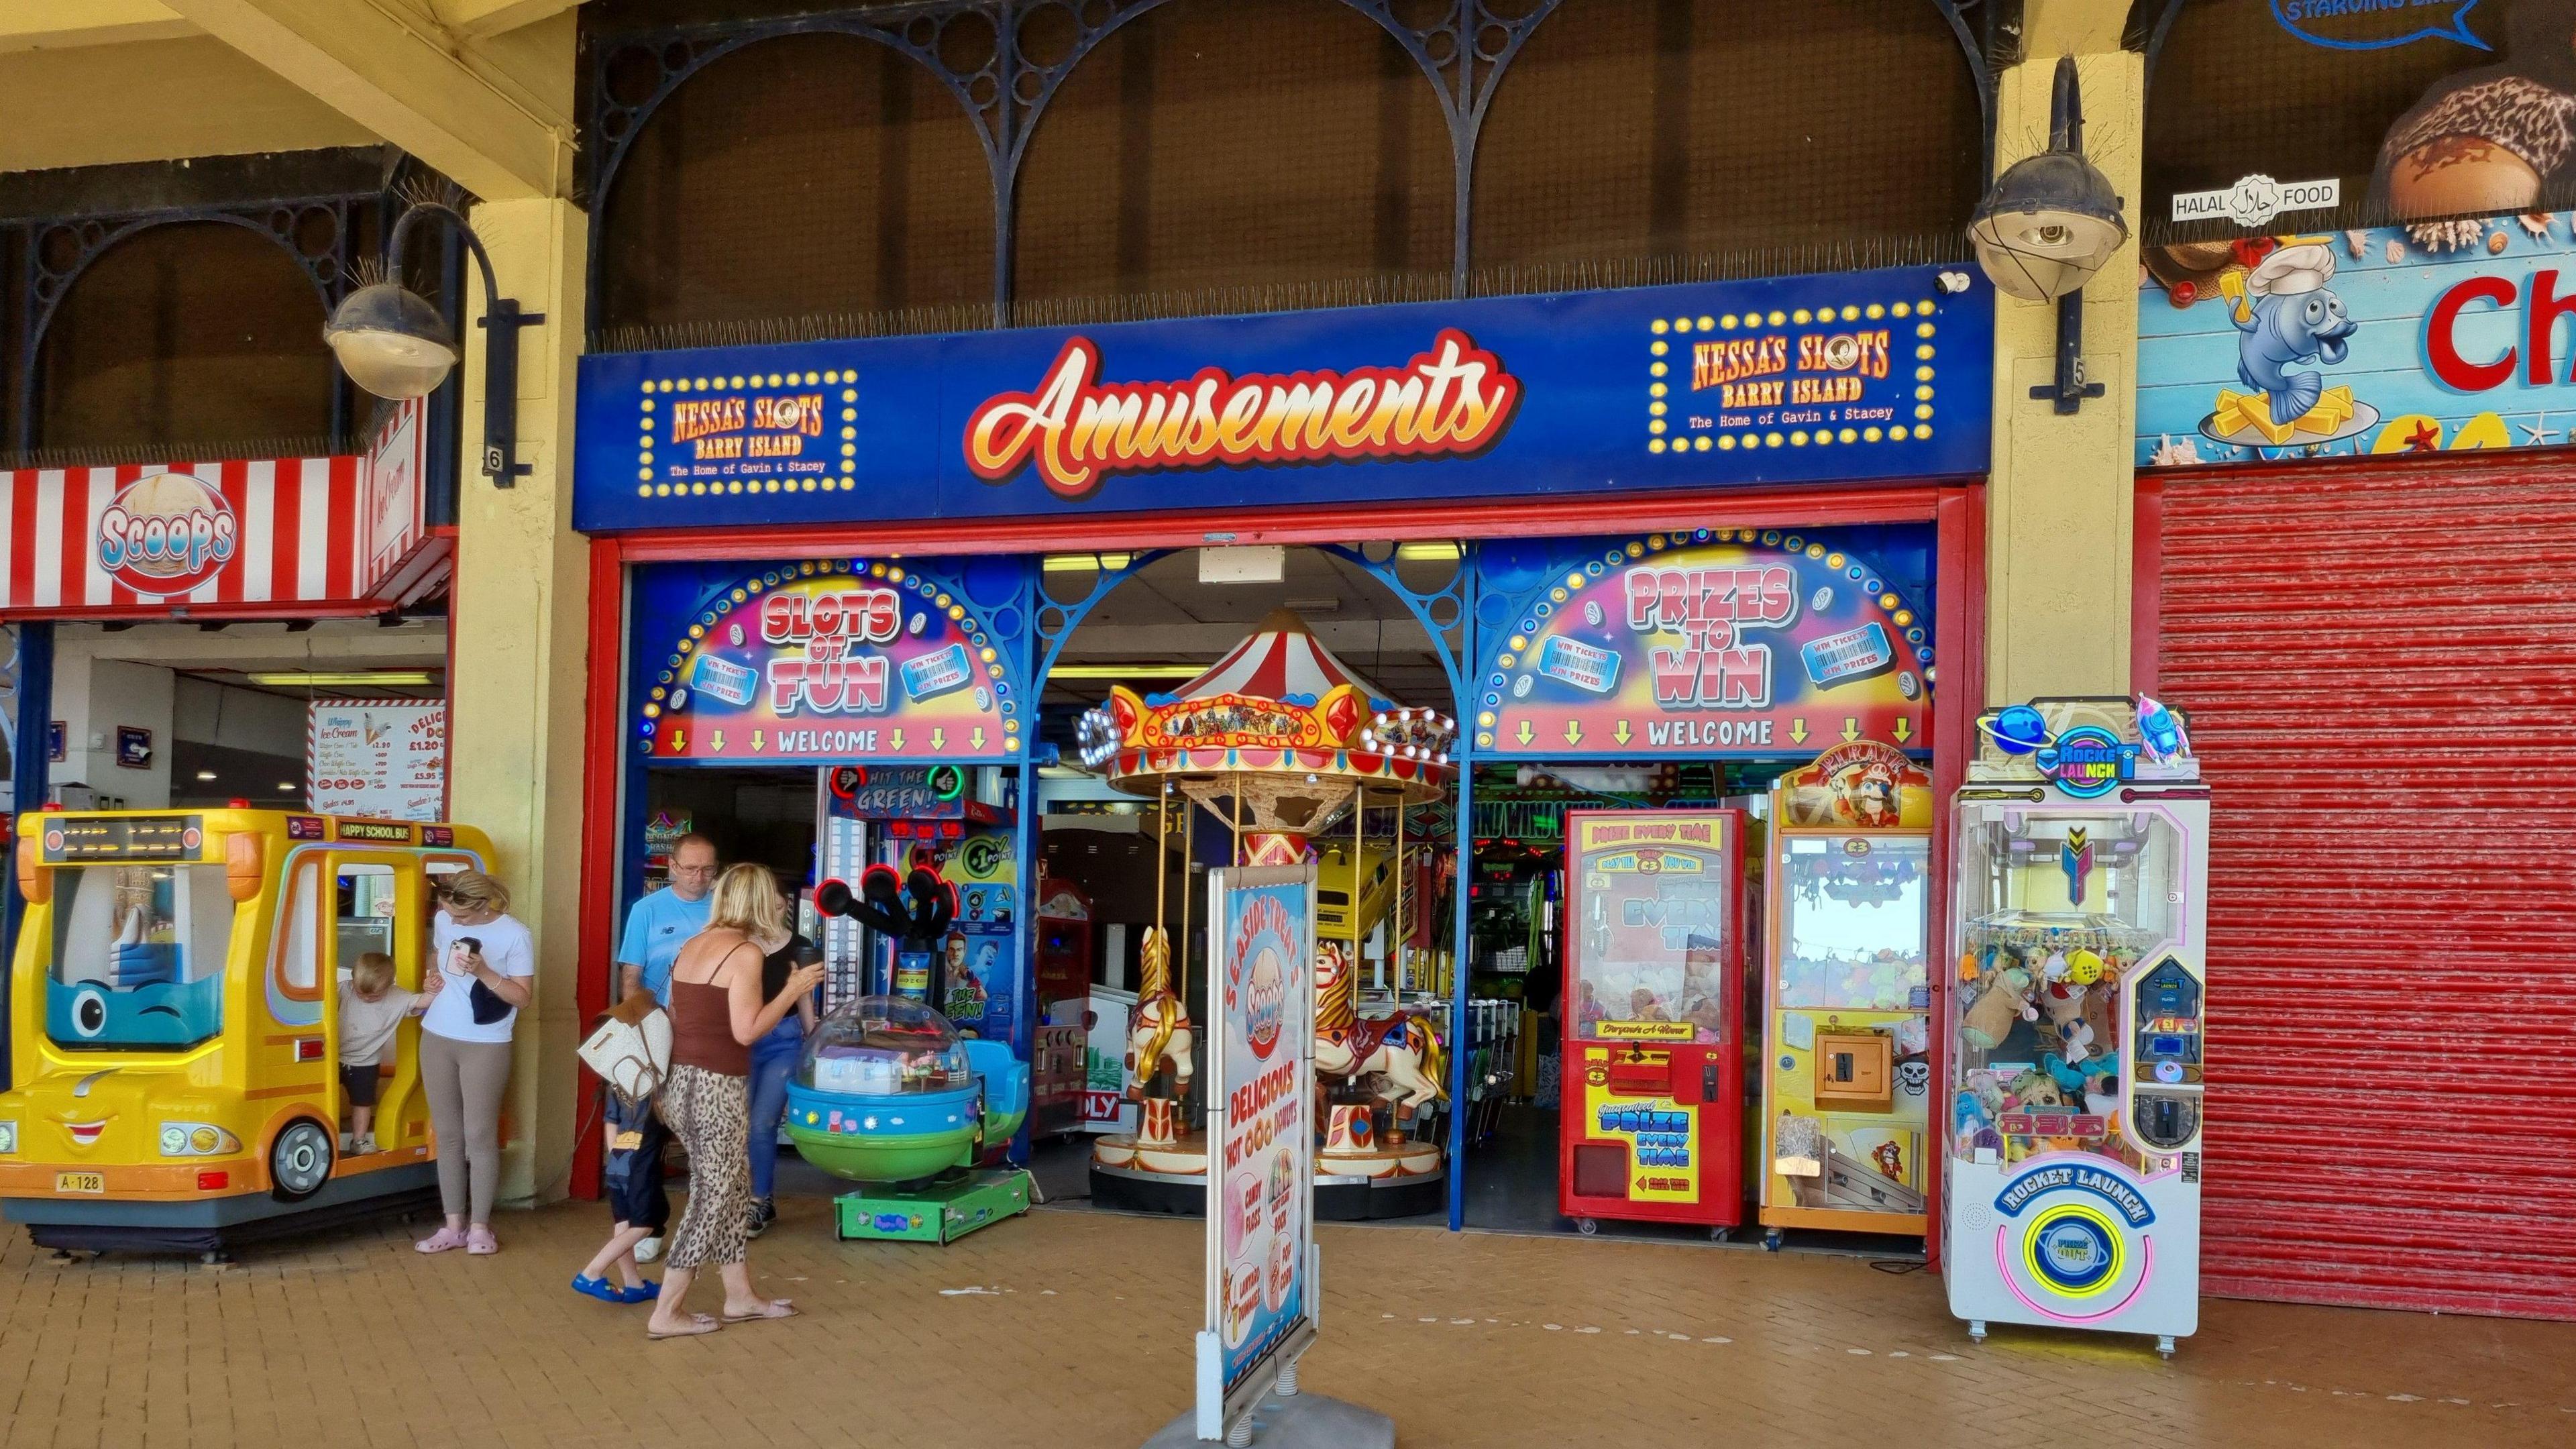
[645,864,825,1340]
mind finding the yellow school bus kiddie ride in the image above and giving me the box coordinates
[0,809,492,1255]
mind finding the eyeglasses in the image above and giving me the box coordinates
[669,862,716,877]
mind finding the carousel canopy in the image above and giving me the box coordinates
[1157,608,1392,709]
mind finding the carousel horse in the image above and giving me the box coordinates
[1312,941,1448,1118]
[1124,926,1195,1144]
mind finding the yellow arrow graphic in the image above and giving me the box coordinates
[710,729,725,753]
[1564,720,1583,746]
[1515,719,1534,747]
[669,727,686,752]
[892,727,905,751]
[1788,718,1808,745]
[1892,716,1913,743]
[931,727,947,751]
[750,729,765,753]
[971,726,987,750]
[1613,720,1631,745]
[1841,717,1860,742]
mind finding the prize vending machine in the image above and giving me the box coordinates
[1943,698,2208,1356]
[1760,742,1935,1246]
[1559,810,1746,1236]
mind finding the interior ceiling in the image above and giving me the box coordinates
[60,617,448,700]
[1045,546,1452,710]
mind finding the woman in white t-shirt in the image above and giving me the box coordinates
[414,870,535,1256]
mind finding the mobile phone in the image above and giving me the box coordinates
[449,937,482,974]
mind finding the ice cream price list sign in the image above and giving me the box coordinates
[1197,865,1318,1440]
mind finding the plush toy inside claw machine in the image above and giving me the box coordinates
[784,995,1035,1244]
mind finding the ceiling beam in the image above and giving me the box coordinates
[162,0,572,199]
[0,0,197,53]
[431,0,583,40]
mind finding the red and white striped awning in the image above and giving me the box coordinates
[0,401,440,619]
[1173,607,1391,705]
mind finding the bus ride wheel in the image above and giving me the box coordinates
[268,1120,336,1201]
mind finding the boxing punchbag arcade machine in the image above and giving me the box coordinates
[1559,808,1746,1237]
[1943,698,2207,1356]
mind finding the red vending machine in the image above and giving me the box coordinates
[1559,809,1746,1236]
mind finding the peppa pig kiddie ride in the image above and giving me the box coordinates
[782,994,1036,1244]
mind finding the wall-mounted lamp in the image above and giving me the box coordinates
[323,201,545,484]
[1967,55,2129,415]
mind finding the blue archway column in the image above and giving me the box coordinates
[1,622,54,1091]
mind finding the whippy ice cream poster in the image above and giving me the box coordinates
[1205,865,1318,1414]
[2139,213,2576,464]
[630,555,1030,764]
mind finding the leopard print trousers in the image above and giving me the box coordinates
[658,1063,751,1271]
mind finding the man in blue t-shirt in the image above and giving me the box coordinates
[612,833,714,1265]
[617,835,716,1006]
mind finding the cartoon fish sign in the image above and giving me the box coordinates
[2232,242,2356,425]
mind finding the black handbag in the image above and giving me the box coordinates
[455,936,514,1024]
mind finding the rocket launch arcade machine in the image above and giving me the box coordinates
[1558,808,1746,1237]
[1943,698,2207,1356]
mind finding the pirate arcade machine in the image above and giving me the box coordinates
[1943,698,2208,1356]
[1760,741,1935,1245]
[1559,808,1746,1236]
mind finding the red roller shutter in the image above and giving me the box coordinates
[2150,457,2576,1320]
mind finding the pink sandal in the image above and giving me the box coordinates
[415,1226,469,1254]
[466,1226,500,1255]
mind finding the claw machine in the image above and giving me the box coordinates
[1559,809,1746,1236]
[1760,743,1934,1245]
[1943,698,2207,1357]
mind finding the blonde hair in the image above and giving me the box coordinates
[705,863,786,940]
[352,951,396,994]
[438,870,510,915]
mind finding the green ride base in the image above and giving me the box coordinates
[834,1168,1034,1244]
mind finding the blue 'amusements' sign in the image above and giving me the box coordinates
[572,267,1993,532]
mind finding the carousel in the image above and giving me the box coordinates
[1083,608,1457,1219]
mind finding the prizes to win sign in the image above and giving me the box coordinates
[307,700,445,822]
[1202,865,1318,1434]
[1476,530,1932,759]
[633,557,1027,763]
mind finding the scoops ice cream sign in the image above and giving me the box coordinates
[97,472,238,597]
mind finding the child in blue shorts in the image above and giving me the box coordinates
[574,1083,668,1303]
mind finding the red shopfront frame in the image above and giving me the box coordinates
[570,480,1988,1262]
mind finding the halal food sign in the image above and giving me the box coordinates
[97,473,238,597]
[963,329,1523,499]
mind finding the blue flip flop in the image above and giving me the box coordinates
[618,1281,661,1304]
[572,1274,624,1303]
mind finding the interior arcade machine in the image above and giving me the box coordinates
[1559,808,1746,1238]
[1758,741,1935,1246]
[1030,868,1094,1139]
[1943,698,2207,1356]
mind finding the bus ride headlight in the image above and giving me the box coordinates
[0,1121,17,1154]
[158,1122,239,1157]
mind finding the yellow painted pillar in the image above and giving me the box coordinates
[447,196,590,1206]
[1985,8,2146,703]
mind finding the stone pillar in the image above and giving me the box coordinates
[446,196,589,1206]
[1984,11,2146,702]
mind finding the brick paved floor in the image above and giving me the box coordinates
[2,1195,2571,1449]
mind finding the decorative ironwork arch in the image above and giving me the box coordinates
[11,199,362,451]
[585,1,1998,331]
